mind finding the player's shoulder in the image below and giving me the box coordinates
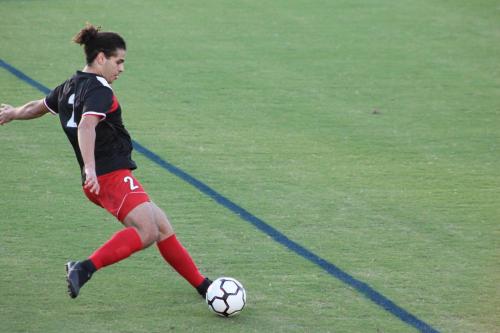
[74,71,113,92]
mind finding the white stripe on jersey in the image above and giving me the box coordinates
[96,76,113,90]
[82,111,107,121]
[43,98,57,115]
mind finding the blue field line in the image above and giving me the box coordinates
[1,59,440,333]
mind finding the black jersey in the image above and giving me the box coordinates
[44,71,137,181]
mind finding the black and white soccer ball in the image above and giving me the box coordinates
[206,277,246,317]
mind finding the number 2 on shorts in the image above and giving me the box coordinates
[124,176,139,191]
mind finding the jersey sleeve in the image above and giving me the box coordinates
[82,86,114,119]
[44,84,64,114]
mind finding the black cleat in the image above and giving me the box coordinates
[196,277,213,298]
[65,261,93,299]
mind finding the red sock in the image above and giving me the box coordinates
[89,227,143,270]
[157,234,205,288]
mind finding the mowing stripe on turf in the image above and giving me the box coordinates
[1,59,440,333]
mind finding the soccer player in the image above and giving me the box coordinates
[0,24,212,299]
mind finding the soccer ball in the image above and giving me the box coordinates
[206,277,246,317]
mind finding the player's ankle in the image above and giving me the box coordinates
[81,259,97,275]
[196,277,213,298]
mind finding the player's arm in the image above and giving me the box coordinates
[78,115,101,195]
[0,99,49,125]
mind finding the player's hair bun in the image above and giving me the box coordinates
[73,23,101,45]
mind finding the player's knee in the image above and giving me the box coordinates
[138,222,160,247]
[151,203,175,240]
[124,202,161,246]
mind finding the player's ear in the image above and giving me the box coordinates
[95,52,107,65]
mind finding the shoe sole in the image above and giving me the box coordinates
[65,262,78,299]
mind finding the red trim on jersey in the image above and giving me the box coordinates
[108,95,119,114]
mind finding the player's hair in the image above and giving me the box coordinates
[73,23,126,64]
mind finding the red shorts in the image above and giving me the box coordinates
[83,169,150,222]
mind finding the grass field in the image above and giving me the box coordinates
[1,1,499,332]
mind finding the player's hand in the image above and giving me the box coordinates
[0,104,15,125]
[83,167,100,195]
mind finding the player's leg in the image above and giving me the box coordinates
[66,202,155,299]
[67,201,210,298]
[66,171,150,298]
[66,170,210,298]
[66,225,145,298]
[149,202,212,296]
[122,201,160,247]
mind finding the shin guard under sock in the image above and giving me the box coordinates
[157,234,205,288]
[89,227,143,270]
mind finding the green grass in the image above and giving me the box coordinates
[1,1,499,332]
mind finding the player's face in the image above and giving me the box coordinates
[102,49,126,84]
